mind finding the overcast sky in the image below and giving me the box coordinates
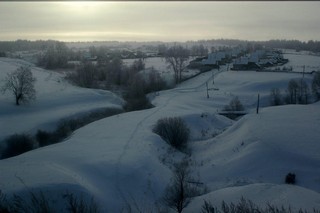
[1,1,320,42]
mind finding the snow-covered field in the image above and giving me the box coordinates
[0,54,319,212]
[274,49,320,73]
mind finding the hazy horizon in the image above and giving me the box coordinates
[1,1,320,42]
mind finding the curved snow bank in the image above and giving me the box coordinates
[187,183,320,212]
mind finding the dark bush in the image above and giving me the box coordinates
[223,96,244,111]
[153,117,190,151]
[1,134,35,159]
[36,130,52,147]
[124,95,153,112]
[285,173,296,184]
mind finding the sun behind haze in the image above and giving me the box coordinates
[0,1,319,42]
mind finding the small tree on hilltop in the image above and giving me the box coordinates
[2,66,36,105]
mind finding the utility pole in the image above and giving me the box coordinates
[206,82,209,98]
[256,93,260,114]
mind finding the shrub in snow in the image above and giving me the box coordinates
[223,96,244,111]
[0,190,100,213]
[153,117,190,151]
[201,200,216,213]
[36,130,52,147]
[285,173,296,184]
[1,134,35,159]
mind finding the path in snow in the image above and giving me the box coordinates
[113,66,226,205]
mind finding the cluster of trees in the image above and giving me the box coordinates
[270,73,320,106]
[37,41,70,69]
[66,57,167,111]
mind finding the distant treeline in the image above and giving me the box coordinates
[195,39,320,53]
[260,39,320,52]
[1,38,320,54]
[0,39,59,52]
[0,39,320,53]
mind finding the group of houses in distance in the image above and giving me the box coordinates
[197,47,288,71]
[231,49,288,70]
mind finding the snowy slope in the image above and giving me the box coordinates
[0,58,124,141]
[188,103,320,211]
[0,56,319,211]
[187,183,320,212]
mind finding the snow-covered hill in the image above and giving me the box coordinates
[0,58,124,141]
[0,56,319,212]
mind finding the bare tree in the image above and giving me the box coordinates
[297,79,310,104]
[165,45,189,84]
[162,161,198,213]
[2,66,36,105]
[286,79,299,104]
[269,88,282,106]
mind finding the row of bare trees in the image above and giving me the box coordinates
[270,73,320,106]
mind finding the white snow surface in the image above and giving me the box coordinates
[0,56,319,212]
[0,58,124,141]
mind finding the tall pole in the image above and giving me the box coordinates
[206,82,209,99]
[256,93,260,114]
